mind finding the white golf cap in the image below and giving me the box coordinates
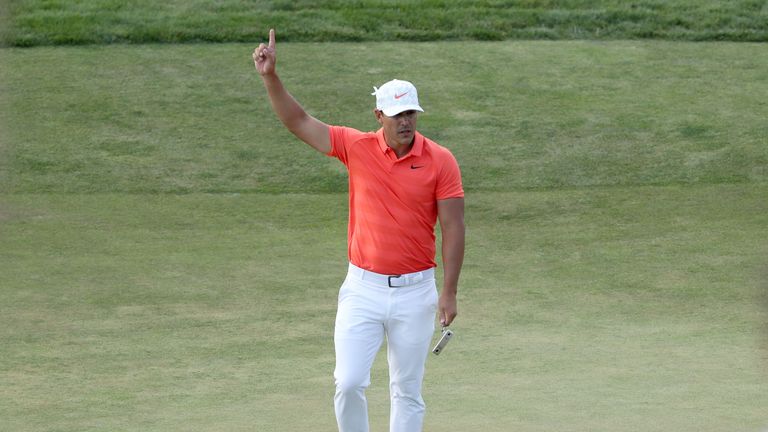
[371,79,424,117]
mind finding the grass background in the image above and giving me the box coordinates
[2,1,768,431]
[1,187,766,431]
[3,0,768,46]
[3,41,767,193]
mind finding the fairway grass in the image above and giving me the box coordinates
[2,38,767,431]
[1,186,767,432]
[2,41,767,194]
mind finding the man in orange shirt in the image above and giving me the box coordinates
[254,29,465,432]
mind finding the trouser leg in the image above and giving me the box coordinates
[387,280,438,432]
[334,278,385,432]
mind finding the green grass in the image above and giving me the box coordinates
[2,41,767,194]
[0,193,346,431]
[2,8,768,431]
[3,0,768,47]
[1,186,766,431]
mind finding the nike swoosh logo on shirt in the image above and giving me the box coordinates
[411,164,425,169]
[394,92,409,99]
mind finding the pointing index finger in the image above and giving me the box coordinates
[268,28,275,49]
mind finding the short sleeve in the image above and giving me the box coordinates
[435,149,464,200]
[327,125,354,166]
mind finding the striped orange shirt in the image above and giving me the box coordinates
[327,126,464,274]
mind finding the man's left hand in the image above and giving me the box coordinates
[439,292,457,327]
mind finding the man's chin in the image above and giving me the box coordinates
[398,132,414,142]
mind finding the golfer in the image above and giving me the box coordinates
[253,29,465,432]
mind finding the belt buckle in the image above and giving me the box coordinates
[388,275,403,288]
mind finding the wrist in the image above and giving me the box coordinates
[440,288,457,297]
[260,70,279,81]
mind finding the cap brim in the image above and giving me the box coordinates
[381,105,424,117]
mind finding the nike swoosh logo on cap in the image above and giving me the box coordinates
[394,92,409,99]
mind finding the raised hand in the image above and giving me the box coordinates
[253,29,276,76]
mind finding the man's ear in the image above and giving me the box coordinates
[374,109,384,125]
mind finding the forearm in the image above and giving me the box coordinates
[259,72,330,153]
[440,222,465,295]
[261,72,311,134]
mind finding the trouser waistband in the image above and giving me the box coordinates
[347,263,435,288]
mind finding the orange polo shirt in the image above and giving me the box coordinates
[327,126,464,275]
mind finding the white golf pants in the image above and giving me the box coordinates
[334,263,438,432]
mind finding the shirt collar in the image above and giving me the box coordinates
[376,128,424,158]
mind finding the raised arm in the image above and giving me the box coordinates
[436,197,465,327]
[253,29,331,154]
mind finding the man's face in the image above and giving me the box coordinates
[376,110,419,148]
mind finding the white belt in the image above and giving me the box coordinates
[348,263,435,288]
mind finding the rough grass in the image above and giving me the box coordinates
[3,0,768,47]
